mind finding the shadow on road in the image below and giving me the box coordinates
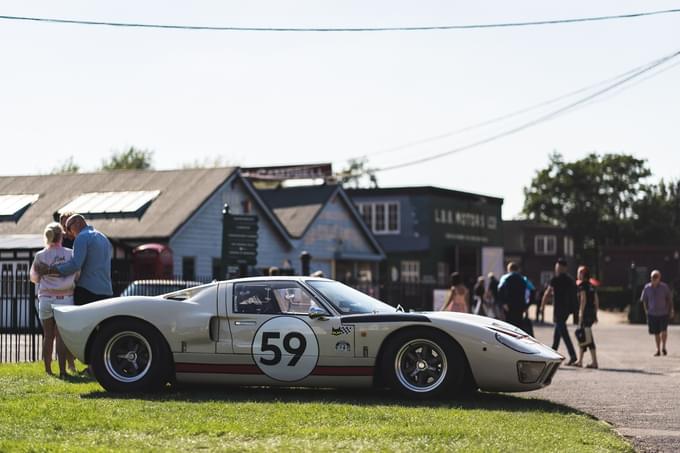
[81,385,581,415]
[595,367,665,376]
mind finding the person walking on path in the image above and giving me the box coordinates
[472,276,486,315]
[497,262,528,328]
[442,272,470,313]
[640,269,675,356]
[29,222,78,377]
[35,214,113,305]
[484,272,500,318]
[541,258,578,365]
[574,265,599,368]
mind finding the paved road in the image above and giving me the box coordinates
[527,308,680,452]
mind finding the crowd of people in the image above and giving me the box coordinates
[441,258,675,367]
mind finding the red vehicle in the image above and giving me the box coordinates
[132,243,173,280]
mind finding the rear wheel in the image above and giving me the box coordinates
[381,328,466,398]
[90,319,171,393]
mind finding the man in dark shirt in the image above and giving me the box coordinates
[541,258,578,365]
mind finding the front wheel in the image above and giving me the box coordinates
[381,328,466,398]
[90,319,172,393]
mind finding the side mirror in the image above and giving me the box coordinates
[308,306,329,320]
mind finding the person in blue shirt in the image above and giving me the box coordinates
[36,214,113,305]
[498,262,528,328]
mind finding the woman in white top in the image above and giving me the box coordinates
[30,222,78,377]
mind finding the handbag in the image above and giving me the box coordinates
[574,326,586,344]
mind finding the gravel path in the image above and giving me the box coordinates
[527,308,680,452]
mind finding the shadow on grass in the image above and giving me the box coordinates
[81,385,580,415]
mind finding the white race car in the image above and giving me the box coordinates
[54,277,563,397]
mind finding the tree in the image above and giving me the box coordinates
[522,152,651,268]
[337,158,378,189]
[631,179,680,245]
[100,147,154,171]
[51,156,80,174]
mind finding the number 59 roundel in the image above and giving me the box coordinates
[252,317,320,382]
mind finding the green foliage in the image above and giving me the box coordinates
[338,158,378,189]
[631,179,680,245]
[0,362,632,452]
[522,152,651,261]
[181,156,233,169]
[100,147,154,171]
[51,156,80,174]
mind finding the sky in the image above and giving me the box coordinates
[1,1,679,219]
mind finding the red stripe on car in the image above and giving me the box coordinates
[175,363,374,376]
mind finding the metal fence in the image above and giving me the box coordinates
[0,274,443,363]
[1,261,42,363]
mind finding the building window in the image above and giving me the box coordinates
[359,204,372,227]
[401,260,420,283]
[182,257,196,281]
[387,203,399,231]
[535,235,557,255]
[374,204,386,231]
[357,202,400,235]
[563,237,574,257]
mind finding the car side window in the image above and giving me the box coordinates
[233,283,281,314]
[233,281,327,315]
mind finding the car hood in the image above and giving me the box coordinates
[424,311,528,335]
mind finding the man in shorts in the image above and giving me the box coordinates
[640,270,675,356]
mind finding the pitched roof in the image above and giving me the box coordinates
[256,185,337,238]
[0,168,236,239]
[255,184,385,257]
[346,185,503,204]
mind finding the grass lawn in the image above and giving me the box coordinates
[0,362,632,452]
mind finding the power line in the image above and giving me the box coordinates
[364,59,656,159]
[372,48,680,173]
[0,9,679,32]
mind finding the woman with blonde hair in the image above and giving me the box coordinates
[30,222,78,377]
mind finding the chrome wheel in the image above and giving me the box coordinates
[394,339,448,393]
[103,331,152,383]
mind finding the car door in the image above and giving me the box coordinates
[228,280,350,382]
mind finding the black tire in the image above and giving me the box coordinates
[381,328,466,398]
[90,318,172,393]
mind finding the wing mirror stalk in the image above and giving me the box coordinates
[308,306,329,320]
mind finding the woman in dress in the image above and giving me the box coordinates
[574,265,599,368]
[29,222,78,377]
[442,272,470,313]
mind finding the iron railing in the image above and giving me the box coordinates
[1,275,445,363]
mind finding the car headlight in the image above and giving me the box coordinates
[494,332,541,354]
[517,361,546,384]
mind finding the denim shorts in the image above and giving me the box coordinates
[647,314,669,334]
[36,295,74,320]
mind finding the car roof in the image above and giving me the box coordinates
[226,276,330,284]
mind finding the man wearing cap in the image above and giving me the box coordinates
[641,270,675,356]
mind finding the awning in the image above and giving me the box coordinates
[0,234,44,250]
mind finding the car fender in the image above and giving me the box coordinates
[53,287,218,363]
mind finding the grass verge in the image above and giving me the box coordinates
[0,362,632,452]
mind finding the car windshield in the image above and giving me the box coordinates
[306,280,394,314]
